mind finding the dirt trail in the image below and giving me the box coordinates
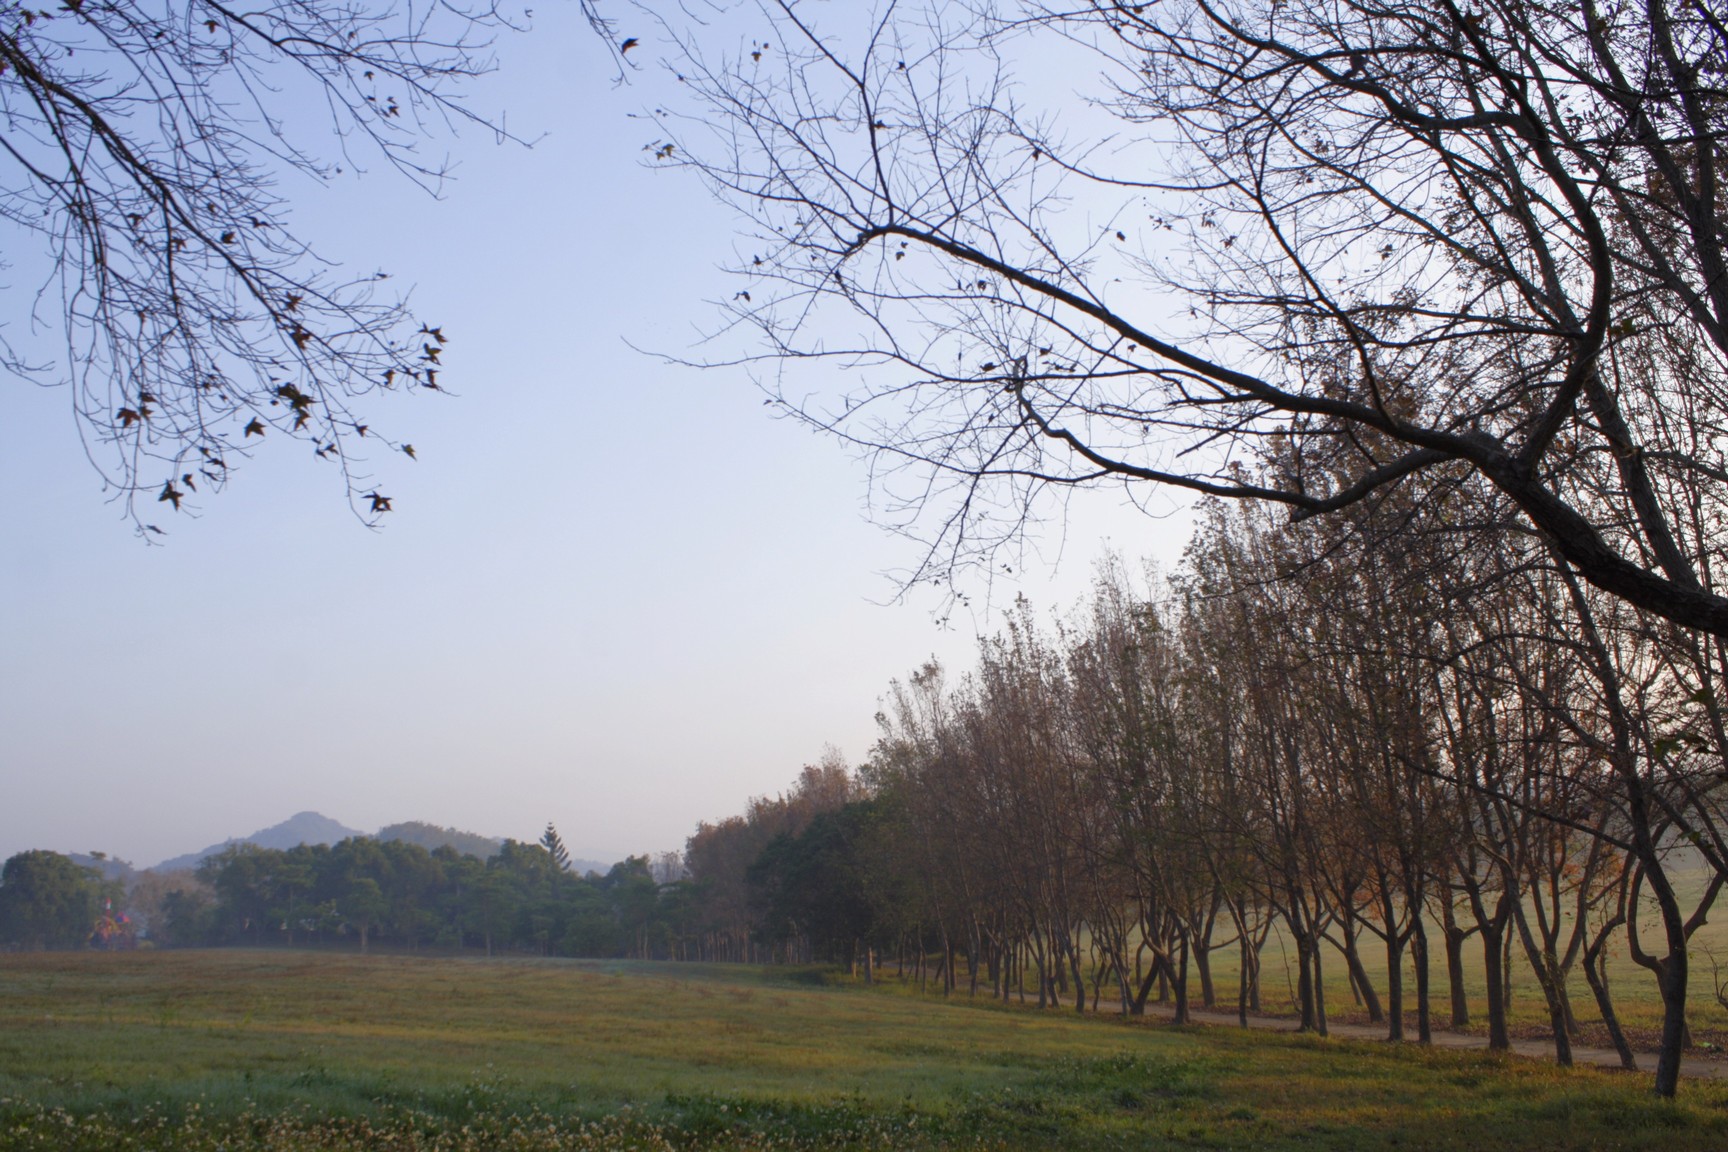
[1136,1001,1728,1080]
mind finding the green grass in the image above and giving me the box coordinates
[2,950,1727,1150]
[1110,864,1728,1051]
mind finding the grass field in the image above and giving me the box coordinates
[1135,864,1728,1054]
[1193,913,1728,1053]
[2,950,1727,1150]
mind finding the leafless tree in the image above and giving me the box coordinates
[661,0,1728,634]
[2,0,615,529]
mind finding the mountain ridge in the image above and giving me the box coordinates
[150,811,365,872]
[144,812,611,875]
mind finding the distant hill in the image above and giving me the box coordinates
[144,812,618,874]
[376,821,503,859]
[369,822,618,872]
[150,811,364,872]
[144,812,614,874]
[67,852,136,885]
[569,857,617,878]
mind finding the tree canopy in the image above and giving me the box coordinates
[0,849,119,949]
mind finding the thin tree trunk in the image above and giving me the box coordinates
[1513,905,1572,1067]
[1172,937,1191,1025]
[1195,939,1217,1009]
[1311,932,1330,1038]
[1583,932,1637,1071]
[1441,899,1470,1028]
[1411,914,1432,1045]
[1384,932,1405,1043]
[1342,929,1385,1024]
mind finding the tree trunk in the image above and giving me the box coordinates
[1384,932,1406,1043]
[1513,905,1572,1066]
[1310,933,1330,1037]
[1237,935,1253,1027]
[1248,929,1264,1014]
[1502,927,1515,1018]
[1195,937,1217,1009]
[1131,957,1158,1016]
[1441,900,1470,1028]
[1583,934,1637,1071]
[1413,916,1432,1045]
[1171,936,1192,1025]
[1645,872,1693,1098]
[1342,930,1385,1024]
[1070,938,1086,1014]
[1481,917,1510,1051]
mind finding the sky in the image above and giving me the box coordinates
[0,4,1193,870]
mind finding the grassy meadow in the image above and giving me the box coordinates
[3,950,1728,1150]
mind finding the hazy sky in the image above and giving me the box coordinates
[0,5,1192,870]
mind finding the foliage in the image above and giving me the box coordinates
[168,837,680,958]
[541,823,575,873]
[747,800,888,963]
[0,850,121,949]
[681,755,863,962]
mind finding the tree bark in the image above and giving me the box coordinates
[1583,932,1637,1071]
[1441,899,1470,1028]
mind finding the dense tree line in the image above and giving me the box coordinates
[176,833,685,958]
[0,832,695,960]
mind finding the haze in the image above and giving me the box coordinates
[0,7,1188,870]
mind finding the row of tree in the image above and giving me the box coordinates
[646,0,1728,1102]
[676,486,1728,1098]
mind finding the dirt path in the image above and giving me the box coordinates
[1137,1001,1728,1080]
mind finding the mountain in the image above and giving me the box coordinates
[150,811,364,872]
[376,821,503,859]
[146,812,616,874]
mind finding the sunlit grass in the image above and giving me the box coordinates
[3,950,1727,1149]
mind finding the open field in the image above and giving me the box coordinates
[3,951,1728,1150]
